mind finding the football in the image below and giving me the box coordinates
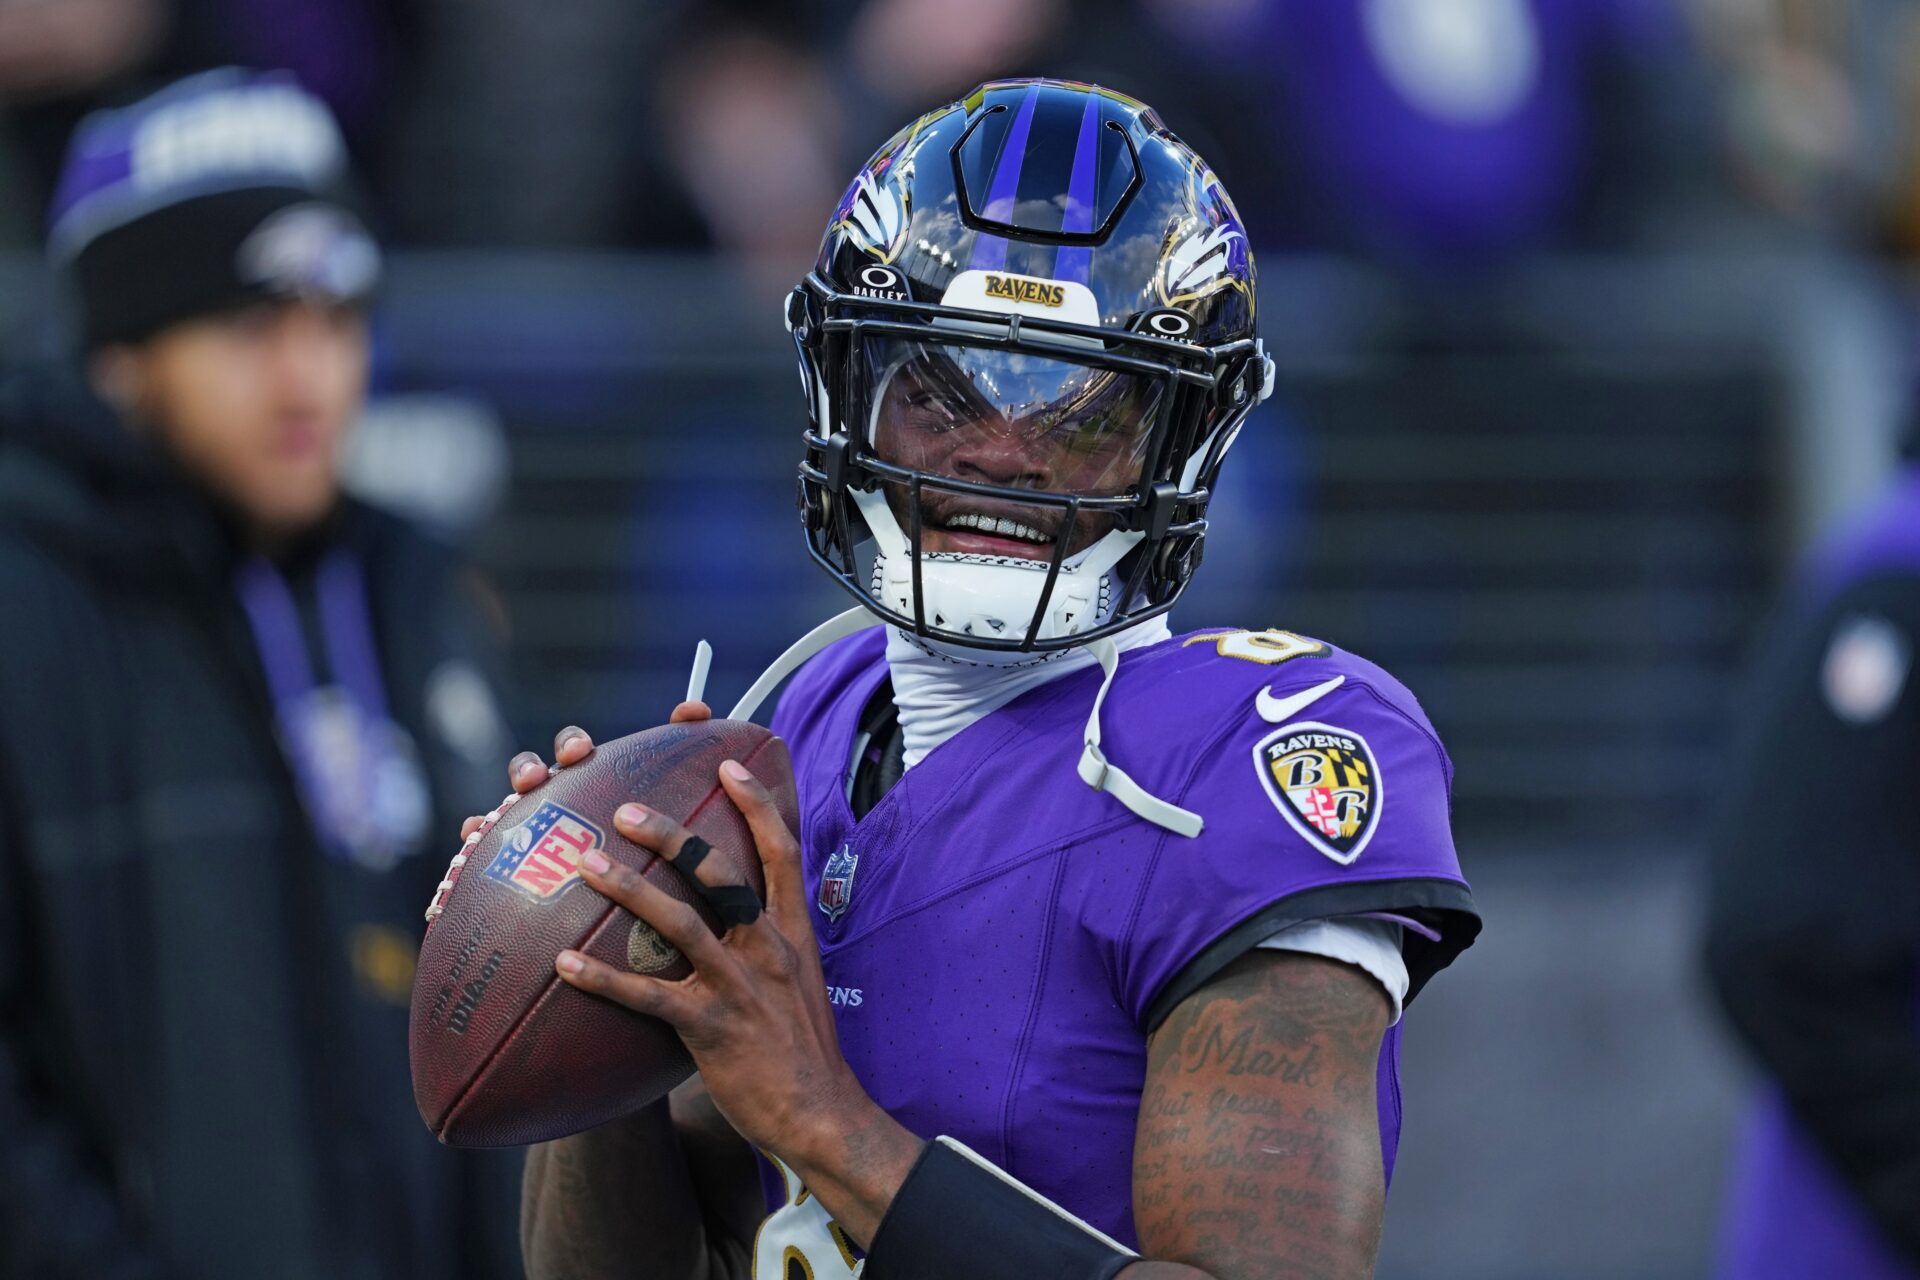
[409,718,794,1147]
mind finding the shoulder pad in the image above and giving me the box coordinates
[1124,626,1438,740]
[1100,627,1452,857]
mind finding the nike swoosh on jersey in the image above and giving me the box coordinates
[1256,674,1347,724]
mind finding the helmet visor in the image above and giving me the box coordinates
[862,335,1165,499]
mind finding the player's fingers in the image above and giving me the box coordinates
[612,803,763,929]
[669,701,712,724]
[576,845,735,976]
[612,803,721,883]
[462,793,525,842]
[554,950,696,1025]
[508,751,549,793]
[718,759,805,918]
[552,725,596,766]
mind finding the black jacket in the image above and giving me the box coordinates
[1703,471,1920,1269]
[0,366,524,1280]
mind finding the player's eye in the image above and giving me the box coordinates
[1053,413,1119,452]
[902,389,964,431]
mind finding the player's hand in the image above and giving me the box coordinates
[455,701,715,840]
[549,748,922,1242]
[551,753,850,1151]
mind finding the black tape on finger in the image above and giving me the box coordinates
[672,834,713,876]
[702,884,762,927]
[671,836,763,927]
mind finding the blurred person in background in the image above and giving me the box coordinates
[1703,439,1920,1277]
[1694,0,1920,257]
[388,0,703,248]
[1127,0,1693,266]
[0,0,418,244]
[639,0,1115,289]
[0,69,520,1279]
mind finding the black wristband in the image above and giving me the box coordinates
[864,1137,1135,1280]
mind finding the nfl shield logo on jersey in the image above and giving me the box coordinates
[817,844,859,922]
[485,802,604,902]
[1253,721,1382,866]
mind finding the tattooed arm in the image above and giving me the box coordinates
[520,949,1388,1280]
[521,1077,761,1280]
[1124,948,1393,1280]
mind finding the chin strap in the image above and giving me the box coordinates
[721,608,1202,838]
[1075,635,1204,838]
[686,639,713,705]
[727,605,883,722]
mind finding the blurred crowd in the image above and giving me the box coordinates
[5,0,1920,274]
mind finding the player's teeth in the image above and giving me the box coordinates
[946,513,1045,541]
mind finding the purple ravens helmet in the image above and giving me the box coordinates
[790,77,1273,654]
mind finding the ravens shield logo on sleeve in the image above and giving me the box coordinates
[1253,720,1382,865]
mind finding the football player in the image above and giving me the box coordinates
[1705,456,1920,1277]
[501,80,1480,1279]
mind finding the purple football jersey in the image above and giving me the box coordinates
[1807,467,1920,595]
[1720,1091,1916,1280]
[751,625,1478,1269]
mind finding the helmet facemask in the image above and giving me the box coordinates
[794,277,1270,654]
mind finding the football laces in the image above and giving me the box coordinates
[423,790,523,925]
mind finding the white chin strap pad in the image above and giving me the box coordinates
[852,487,1141,646]
[871,553,1110,643]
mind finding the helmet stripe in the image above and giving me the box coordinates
[967,83,1041,271]
[1051,93,1104,286]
